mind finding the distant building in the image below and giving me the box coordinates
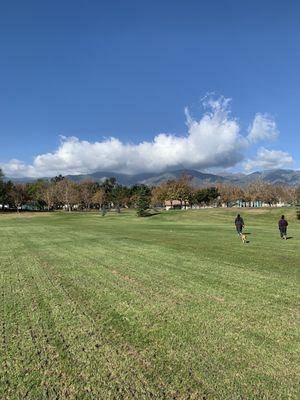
[164,200,189,210]
[221,199,287,208]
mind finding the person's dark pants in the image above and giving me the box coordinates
[279,227,287,238]
[236,226,243,235]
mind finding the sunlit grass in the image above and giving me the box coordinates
[0,208,299,399]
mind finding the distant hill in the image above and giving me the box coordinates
[63,169,228,186]
[221,169,300,187]
[5,168,300,187]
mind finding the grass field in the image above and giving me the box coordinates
[0,208,299,399]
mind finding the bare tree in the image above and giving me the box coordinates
[9,183,28,212]
[151,182,169,207]
[42,182,57,210]
[79,180,97,210]
[92,189,106,209]
[56,179,79,211]
[217,183,244,207]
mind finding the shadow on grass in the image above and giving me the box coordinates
[141,212,161,218]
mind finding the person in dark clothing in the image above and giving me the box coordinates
[235,214,244,235]
[278,215,288,239]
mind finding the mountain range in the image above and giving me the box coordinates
[6,169,300,187]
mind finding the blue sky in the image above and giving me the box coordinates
[0,0,299,177]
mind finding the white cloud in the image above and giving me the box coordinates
[0,159,37,178]
[244,147,294,172]
[247,113,279,143]
[0,95,294,178]
[1,96,247,178]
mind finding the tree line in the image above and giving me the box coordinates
[0,169,299,215]
[151,175,298,208]
[0,170,152,213]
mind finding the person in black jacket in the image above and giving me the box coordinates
[278,215,288,239]
[235,214,244,236]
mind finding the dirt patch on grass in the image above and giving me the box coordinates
[208,295,225,303]
[0,212,53,219]
[111,269,137,284]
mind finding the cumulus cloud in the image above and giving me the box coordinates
[247,113,279,143]
[0,159,37,178]
[0,95,294,178]
[1,96,247,178]
[244,148,294,172]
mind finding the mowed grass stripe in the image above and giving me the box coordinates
[2,244,157,398]
[0,208,299,399]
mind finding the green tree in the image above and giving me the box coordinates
[194,187,219,206]
[2,181,14,210]
[26,179,47,209]
[100,177,117,208]
[51,174,65,183]
[111,184,129,212]
[136,186,151,216]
